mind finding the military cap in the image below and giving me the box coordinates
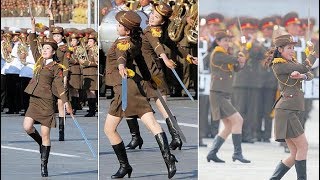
[88,32,97,41]
[115,10,141,30]
[240,17,259,29]
[206,13,224,25]
[300,18,315,29]
[51,26,64,35]
[154,2,173,18]
[214,29,233,40]
[9,27,21,35]
[70,31,79,39]
[19,28,28,38]
[41,38,58,50]
[282,12,300,27]
[260,17,276,30]
[272,26,296,47]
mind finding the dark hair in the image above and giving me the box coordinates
[130,27,143,46]
[263,46,282,67]
[209,36,224,52]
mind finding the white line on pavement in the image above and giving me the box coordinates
[1,145,80,158]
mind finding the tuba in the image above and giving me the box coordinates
[184,0,198,44]
[76,38,90,67]
[168,0,190,42]
[1,34,14,63]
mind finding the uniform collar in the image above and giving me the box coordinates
[45,58,53,65]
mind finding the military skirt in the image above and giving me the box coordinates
[108,78,153,117]
[68,64,82,89]
[82,67,98,91]
[210,91,237,121]
[274,109,304,142]
[25,95,56,128]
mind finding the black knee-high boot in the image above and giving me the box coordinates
[270,161,290,180]
[71,97,79,114]
[58,117,64,141]
[232,134,251,163]
[126,118,143,149]
[155,132,178,179]
[207,135,225,163]
[41,145,51,177]
[28,128,42,153]
[165,117,182,150]
[295,160,307,180]
[111,141,133,179]
[85,98,96,117]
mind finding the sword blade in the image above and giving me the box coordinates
[49,0,52,9]
[155,89,187,143]
[121,77,127,111]
[71,116,97,158]
[171,68,194,101]
[28,0,33,17]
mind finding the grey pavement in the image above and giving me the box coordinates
[99,97,198,180]
[1,108,98,180]
[199,100,319,180]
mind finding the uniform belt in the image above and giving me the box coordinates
[281,92,300,98]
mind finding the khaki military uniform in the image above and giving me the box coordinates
[25,33,69,128]
[272,54,316,142]
[209,46,243,120]
[68,46,82,90]
[82,47,98,91]
[105,37,153,117]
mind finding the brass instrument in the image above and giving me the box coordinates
[76,38,90,66]
[168,0,190,42]
[17,42,29,65]
[1,34,13,63]
[184,0,198,44]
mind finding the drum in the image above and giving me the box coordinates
[99,9,149,55]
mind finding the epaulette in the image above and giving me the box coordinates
[272,58,287,64]
[59,44,68,52]
[150,27,162,37]
[116,39,131,51]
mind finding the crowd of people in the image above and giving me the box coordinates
[1,0,94,24]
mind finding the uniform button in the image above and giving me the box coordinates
[229,75,232,78]
[289,94,293,97]
[220,77,223,80]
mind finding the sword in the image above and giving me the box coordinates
[48,0,52,9]
[70,114,97,158]
[171,68,194,101]
[155,89,187,143]
[121,76,127,111]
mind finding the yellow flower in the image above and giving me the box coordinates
[117,41,130,51]
[151,27,162,37]
[126,68,135,78]
[35,23,44,29]
[272,58,287,64]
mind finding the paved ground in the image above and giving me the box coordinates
[1,108,98,180]
[99,97,198,180]
[199,100,319,180]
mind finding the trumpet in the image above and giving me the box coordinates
[1,35,13,63]
[184,0,198,44]
[168,0,190,42]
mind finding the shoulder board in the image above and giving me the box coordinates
[116,40,131,51]
[150,27,162,37]
[272,58,287,64]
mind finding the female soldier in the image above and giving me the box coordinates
[104,10,178,179]
[23,17,73,177]
[80,32,98,117]
[265,29,316,180]
[206,30,251,163]
[125,2,197,151]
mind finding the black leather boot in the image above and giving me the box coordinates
[58,117,64,141]
[232,134,251,163]
[84,98,96,117]
[28,128,42,153]
[126,118,143,149]
[207,136,225,163]
[111,141,133,179]
[165,117,182,150]
[155,132,178,179]
[71,97,79,115]
[40,145,51,177]
[295,160,307,180]
[270,161,290,180]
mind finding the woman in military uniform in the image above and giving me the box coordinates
[104,10,178,179]
[48,9,70,141]
[23,17,73,177]
[80,32,98,117]
[265,29,316,180]
[206,30,251,164]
